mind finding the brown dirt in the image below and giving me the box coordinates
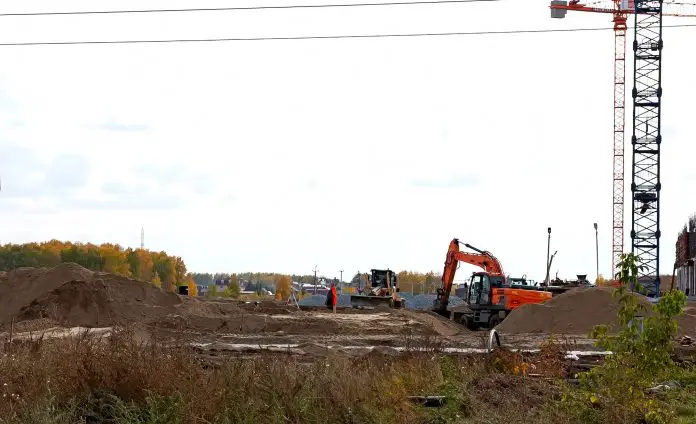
[1,264,463,340]
[0,263,95,328]
[16,272,182,327]
[679,303,696,337]
[497,287,696,337]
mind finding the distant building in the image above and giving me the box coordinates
[675,227,696,296]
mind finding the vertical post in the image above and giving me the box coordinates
[545,227,552,285]
[594,223,599,281]
[313,265,318,295]
[339,269,343,294]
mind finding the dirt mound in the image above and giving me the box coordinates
[496,287,650,335]
[679,303,696,337]
[17,272,182,327]
[0,263,95,327]
[393,309,466,337]
[497,287,696,336]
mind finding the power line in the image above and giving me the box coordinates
[0,23,694,47]
[0,0,501,17]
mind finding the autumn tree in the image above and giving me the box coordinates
[229,274,239,289]
[275,275,293,301]
[100,244,131,277]
[151,272,162,288]
[186,275,198,297]
[135,249,154,282]
[151,252,177,287]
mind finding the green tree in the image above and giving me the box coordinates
[208,284,219,297]
[579,253,687,422]
[223,282,240,299]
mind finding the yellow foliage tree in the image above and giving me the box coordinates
[596,274,608,286]
[151,271,162,288]
[275,275,293,301]
[100,244,132,276]
[136,249,154,282]
[187,275,198,297]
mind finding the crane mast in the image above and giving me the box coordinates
[613,7,627,277]
[630,0,663,295]
[550,0,683,293]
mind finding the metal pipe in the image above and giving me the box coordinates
[594,223,599,281]
[545,227,551,285]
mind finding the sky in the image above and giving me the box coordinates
[0,0,695,282]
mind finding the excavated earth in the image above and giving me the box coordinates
[496,286,696,337]
[1,264,693,360]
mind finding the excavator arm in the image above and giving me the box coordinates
[434,239,504,313]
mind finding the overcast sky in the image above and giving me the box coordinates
[0,0,694,282]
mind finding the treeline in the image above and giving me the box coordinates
[191,272,327,292]
[0,240,194,292]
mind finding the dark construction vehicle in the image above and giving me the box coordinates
[350,269,406,309]
[433,239,552,329]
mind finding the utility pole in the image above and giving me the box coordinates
[545,227,552,286]
[594,223,599,281]
[339,269,344,293]
[312,265,318,295]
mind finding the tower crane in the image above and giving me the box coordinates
[550,0,696,296]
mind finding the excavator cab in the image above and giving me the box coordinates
[466,272,504,306]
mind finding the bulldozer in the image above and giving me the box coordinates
[350,269,406,309]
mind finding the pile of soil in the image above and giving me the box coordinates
[0,263,96,327]
[497,287,696,336]
[12,266,182,328]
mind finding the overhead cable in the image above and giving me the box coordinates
[0,23,695,47]
[0,0,502,17]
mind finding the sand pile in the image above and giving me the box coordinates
[497,287,696,336]
[0,263,187,329]
[0,263,96,327]
[18,275,181,327]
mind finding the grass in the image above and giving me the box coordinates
[0,328,694,424]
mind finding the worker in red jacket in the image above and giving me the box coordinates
[325,282,338,313]
[331,283,338,313]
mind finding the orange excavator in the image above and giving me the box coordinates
[433,239,552,329]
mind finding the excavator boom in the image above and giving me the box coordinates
[435,239,504,313]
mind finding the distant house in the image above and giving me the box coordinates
[675,226,696,297]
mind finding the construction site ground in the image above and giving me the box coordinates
[1,263,694,362]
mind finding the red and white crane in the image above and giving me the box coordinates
[550,1,696,282]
